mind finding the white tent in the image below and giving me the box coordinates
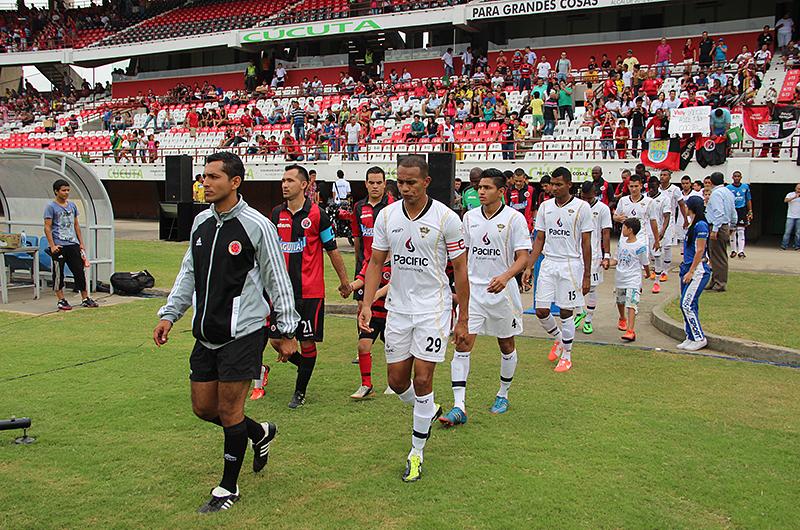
[0,149,114,289]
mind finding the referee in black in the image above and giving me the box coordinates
[153,152,299,513]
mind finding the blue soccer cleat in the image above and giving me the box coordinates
[438,406,467,427]
[490,396,509,414]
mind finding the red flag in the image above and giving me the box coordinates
[641,139,682,171]
[695,136,727,167]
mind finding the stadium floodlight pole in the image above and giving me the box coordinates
[0,416,36,444]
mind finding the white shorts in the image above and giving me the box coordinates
[384,310,451,364]
[468,286,523,338]
[535,258,585,309]
[590,258,604,287]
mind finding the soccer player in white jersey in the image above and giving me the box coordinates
[530,167,593,373]
[359,155,470,482]
[646,175,673,294]
[657,169,689,282]
[574,181,612,334]
[614,174,660,273]
[439,169,531,426]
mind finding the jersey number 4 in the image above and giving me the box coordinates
[425,337,443,353]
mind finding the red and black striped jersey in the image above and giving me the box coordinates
[271,198,337,300]
[506,184,535,232]
[351,194,393,272]
[356,259,391,319]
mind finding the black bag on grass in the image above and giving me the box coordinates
[111,270,155,295]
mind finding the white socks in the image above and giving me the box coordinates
[498,349,517,398]
[397,382,415,406]
[537,313,563,343]
[585,288,597,324]
[410,392,436,460]
[253,365,266,389]
[561,315,575,361]
[451,351,471,411]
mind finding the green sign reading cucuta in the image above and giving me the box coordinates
[242,19,381,43]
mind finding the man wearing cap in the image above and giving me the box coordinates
[623,49,639,72]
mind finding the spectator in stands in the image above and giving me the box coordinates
[482,99,496,123]
[615,118,629,159]
[754,43,772,71]
[697,31,714,69]
[758,25,775,51]
[424,117,439,140]
[442,47,455,78]
[641,69,662,99]
[148,135,158,163]
[245,61,258,93]
[536,54,551,80]
[542,91,559,136]
[160,109,175,131]
[644,108,669,140]
[654,37,672,78]
[776,13,794,51]
[696,70,709,90]
[603,70,619,99]
[528,92,544,136]
[290,100,306,141]
[282,130,302,161]
[709,64,728,87]
[519,59,533,92]
[511,50,524,87]
[344,115,361,160]
[663,90,681,114]
[500,116,515,160]
[554,51,571,83]
[422,92,442,118]
[713,38,728,66]
[442,117,455,152]
[406,114,425,142]
[632,64,647,97]
[311,76,323,96]
[600,113,615,159]
[622,49,639,72]
[142,99,159,130]
[273,63,287,87]
[461,46,473,76]
[682,38,697,73]
[558,80,574,122]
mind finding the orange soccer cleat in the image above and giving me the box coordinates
[659,273,668,282]
[621,330,636,342]
[648,271,656,280]
[548,341,564,362]
[617,319,628,331]
[249,388,265,401]
[554,358,572,372]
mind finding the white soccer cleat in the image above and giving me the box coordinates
[676,340,691,350]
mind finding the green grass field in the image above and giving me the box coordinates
[1,294,799,528]
[666,272,800,351]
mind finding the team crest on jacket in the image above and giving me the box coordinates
[497,223,505,232]
[228,241,242,255]
[419,226,430,237]
[301,217,312,229]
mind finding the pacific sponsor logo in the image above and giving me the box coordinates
[548,218,571,236]
[393,254,429,267]
[482,232,491,245]
[472,246,501,256]
[280,238,306,253]
[405,237,416,252]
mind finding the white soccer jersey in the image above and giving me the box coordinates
[647,191,672,240]
[616,194,653,240]
[372,198,465,315]
[587,198,613,261]
[463,205,531,287]
[535,196,593,261]
[615,237,650,289]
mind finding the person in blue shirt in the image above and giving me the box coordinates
[677,196,712,351]
[726,171,753,258]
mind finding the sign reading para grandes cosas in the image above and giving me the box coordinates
[467,0,666,20]
[241,19,381,44]
[668,106,712,136]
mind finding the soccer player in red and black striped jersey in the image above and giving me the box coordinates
[506,169,536,233]
[351,166,394,302]
[348,259,391,399]
[271,164,352,409]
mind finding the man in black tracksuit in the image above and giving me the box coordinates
[153,152,299,513]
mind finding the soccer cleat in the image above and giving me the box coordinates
[683,338,708,351]
[252,422,277,473]
[617,319,627,331]
[350,385,374,399]
[351,355,360,365]
[197,486,240,513]
[80,297,99,308]
[648,271,656,280]
[738,252,746,259]
[438,406,467,427]
[431,403,443,425]
[490,396,509,414]
[582,321,594,334]
[288,391,305,409]
[676,340,692,350]
[652,283,661,294]
[574,311,587,327]
[554,358,572,372]
[57,298,72,311]
[548,341,563,362]
[659,273,668,282]
[249,388,265,401]
[384,386,395,395]
[402,455,422,482]
[730,250,737,258]
[621,330,636,342]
